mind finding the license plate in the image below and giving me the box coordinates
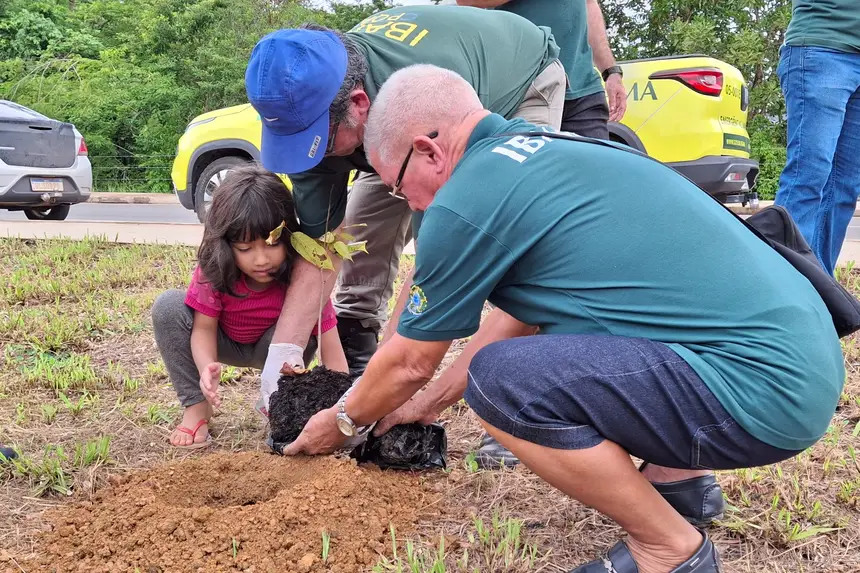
[30,178,64,192]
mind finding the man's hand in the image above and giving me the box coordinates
[282,406,349,455]
[604,74,627,122]
[199,362,222,407]
[372,395,438,436]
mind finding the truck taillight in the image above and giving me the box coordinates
[649,68,724,97]
[78,139,88,156]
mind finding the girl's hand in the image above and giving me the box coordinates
[199,362,223,407]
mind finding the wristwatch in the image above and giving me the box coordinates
[602,65,623,82]
[335,378,374,437]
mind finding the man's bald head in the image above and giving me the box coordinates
[364,64,484,169]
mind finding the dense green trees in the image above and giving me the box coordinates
[0,0,389,191]
[1,0,791,197]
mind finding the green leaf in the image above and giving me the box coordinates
[347,241,368,254]
[339,232,356,242]
[790,526,841,541]
[332,241,354,262]
[290,232,333,270]
[319,231,337,244]
[343,223,368,229]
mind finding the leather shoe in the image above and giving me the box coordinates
[640,462,725,527]
[570,529,721,572]
[475,433,520,469]
[0,444,17,462]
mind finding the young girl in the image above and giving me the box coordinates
[152,163,348,449]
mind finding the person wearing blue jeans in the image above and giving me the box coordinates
[774,1,860,276]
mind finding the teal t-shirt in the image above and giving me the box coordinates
[289,4,560,238]
[498,0,604,100]
[398,114,845,452]
[785,0,860,54]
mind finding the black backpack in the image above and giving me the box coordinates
[497,130,860,338]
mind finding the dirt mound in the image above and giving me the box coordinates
[22,452,440,573]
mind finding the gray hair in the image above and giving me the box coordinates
[364,64,483,168]
[300,23,368,126]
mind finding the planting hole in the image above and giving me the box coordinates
[156,455,324,508]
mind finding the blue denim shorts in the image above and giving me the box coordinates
[464,334,801,470]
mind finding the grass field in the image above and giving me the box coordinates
[1,237,859,572]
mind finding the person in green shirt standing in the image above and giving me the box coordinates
[244,5,567,396]
[281,64,845,573]
[456,0,626,138]
[774,0,860,276]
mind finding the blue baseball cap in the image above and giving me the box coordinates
[245,29,348,174]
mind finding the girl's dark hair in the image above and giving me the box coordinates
[197,163,298,297]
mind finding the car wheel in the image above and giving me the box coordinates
[24,204,71,221]
[194,156,250,223]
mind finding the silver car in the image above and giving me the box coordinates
[0,100,92,220]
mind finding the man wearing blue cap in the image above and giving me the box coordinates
[245,5,568,390]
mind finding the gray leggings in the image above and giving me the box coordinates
[151,289,277,407]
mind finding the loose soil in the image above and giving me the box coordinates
[268,367,353,445]
[19,452,441,573]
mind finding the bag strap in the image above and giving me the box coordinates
[494,130,772,245]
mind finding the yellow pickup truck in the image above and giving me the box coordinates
[171,54,759,222]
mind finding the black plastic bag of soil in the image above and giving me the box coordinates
[266,366,354,454]
[349,422,447,471]
[265,367,447,471]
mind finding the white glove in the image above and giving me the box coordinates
[255,343,305,418]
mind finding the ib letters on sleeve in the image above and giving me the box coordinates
[351,12,429,46]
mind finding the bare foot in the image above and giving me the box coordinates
[625,525,703,573]
[170,402,213,447]
[641,463,712,484]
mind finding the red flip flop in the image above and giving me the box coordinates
[171,419,211,450]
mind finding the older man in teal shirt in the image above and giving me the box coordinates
[283,64,844,573]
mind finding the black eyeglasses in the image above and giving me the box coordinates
[325,121,340,156]
[390,131,438,200]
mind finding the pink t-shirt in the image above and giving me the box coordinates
[184,266,337,344]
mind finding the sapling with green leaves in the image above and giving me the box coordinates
[268,219,369,364]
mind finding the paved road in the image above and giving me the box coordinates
[3,203,860,241]
[0,203,200,224]
[4,202,860,262]
[5,204,860,238]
